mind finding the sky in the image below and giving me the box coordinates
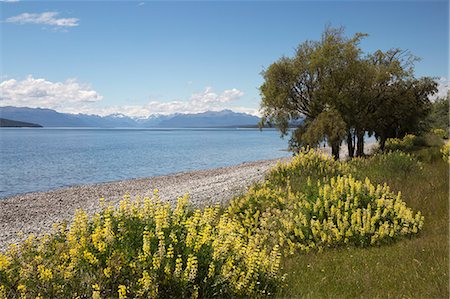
[1,0,449,118]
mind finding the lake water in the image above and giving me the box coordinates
[0,128,291,198]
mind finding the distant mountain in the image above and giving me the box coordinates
[156,110,260,127]
[137,114,179,128]
[0,106,142,127]
[0,106,260,128]
[0,118,42,127]
[0,106,88,127]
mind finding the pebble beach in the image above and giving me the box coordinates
[0,142,378,251]
[0,157,290,251]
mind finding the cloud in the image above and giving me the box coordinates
[0,0,20,3]
[431,77,449,100]
[137,2,145,6]
[72,87,256,117]
[5,12,79,28]
[0,76,103,110]
[139,87,249,115]
[0,77,258,117]
[190,86,244,104]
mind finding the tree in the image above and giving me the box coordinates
[260,27,438,158]
[427,91,449,132]
[370,77,437,151]
[260,27,365,159]
[301,108,347,159]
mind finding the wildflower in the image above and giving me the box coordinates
[103,267,112,278]
[92,284,101,299]
[0,254,10,270]
[118,285,127,299]
[37,265,53,281]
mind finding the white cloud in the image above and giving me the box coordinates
[139,87,250,115]
[190,86,244,104]
[0,0,20,3]
[0,76,103,110]
[5,12,79,28]
[431,77,449,100]
[0,77,259,117]
[72,87,257,117]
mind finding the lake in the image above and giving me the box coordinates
[0,128,291,198]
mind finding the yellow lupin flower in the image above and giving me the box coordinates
[118,285,127,299]
[92,284,101,299]
[37,265,53,281]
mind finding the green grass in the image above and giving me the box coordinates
[2,145,447,298]
[277,149,449,298]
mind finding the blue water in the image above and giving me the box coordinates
[0,128,291,198]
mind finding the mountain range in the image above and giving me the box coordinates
[0,106,261,128]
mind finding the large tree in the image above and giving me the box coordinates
[260,27,437,158]
[366,50,437,151]
[260,27,365,159]
[427,91,449,132]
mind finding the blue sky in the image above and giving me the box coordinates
[1,0,448,117]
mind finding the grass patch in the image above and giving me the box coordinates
[278,149,449,298]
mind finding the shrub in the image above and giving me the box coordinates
[265,148,348,193]
[228,151,424,256]
[431,128,448,139]
[0,194,283,298]
[441,141,450,163]
[348,151,422,181]
[385,134,416,152]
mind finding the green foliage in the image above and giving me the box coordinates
[0,194,284,298]
[259,27,437,158]
[441,140,450,163]
[259,27,366,158]
[428,93,449,133]
[0,150,428,298]
[432,128,448,139]
[348,151,422,182]
[265,148,347,192]
[293,108,347,158]
[381,132,443,163]
[372,76,436,146]
[228,149,423,258]
[278,148,448,299]
[385,134,417,152]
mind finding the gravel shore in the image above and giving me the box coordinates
[0,157,290,250]
[0,142,377,251]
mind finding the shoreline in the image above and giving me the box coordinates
[0,142,378,250]
[0,157,291,250]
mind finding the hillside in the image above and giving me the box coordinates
[0,118,42,127]
[156,110,260,127]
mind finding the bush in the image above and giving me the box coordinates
[348,151,422,180]
[431,128,448,139]
[441,141,450,163]
[265,148,348,193]
[385,134,416,152]
[228,150,424,256]
[384,133,445,153]
[0,194,283,298]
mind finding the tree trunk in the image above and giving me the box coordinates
[379,136,386,152]
[356,129,365,157]
[347,132,354,158]
[331,141,340,160]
